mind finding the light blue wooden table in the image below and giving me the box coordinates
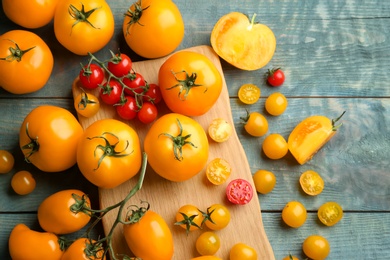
[1,1,389,259]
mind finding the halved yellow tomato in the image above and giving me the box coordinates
[288,112,345,165]
[299,170,324,196]
[318,201,343,226]
[211,12,276,70]
[206,158,231,185]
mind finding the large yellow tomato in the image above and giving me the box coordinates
[19,105,83,172]
[144,113,209,182]
[2,0,59,29]
[54,0,114,55]
[158,51,223,116]
[123,0,184,58]
[77,119,142,189]
[8,224,63,260]
[0,30,53,94]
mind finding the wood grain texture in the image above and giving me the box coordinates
[72,46,274,259]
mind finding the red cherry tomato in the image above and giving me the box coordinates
[100,79,123,105]
[108,53,133,77]
[266,68,285,87]
[116,96,138,120]
[79,64,105,89]
[143,83,162,104]
[226,179,254,205]
[137,102,158,124]
[123,72,146,96]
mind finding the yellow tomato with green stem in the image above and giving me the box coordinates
[19,105,83,172]
[175,204,204,235]
[123,0,184,58]
[241,110,268,137]
[158,51,223,116]
[144,113,209,182]
[54,0,114,55]
[2,0,59,28]
[0,30,53,94]
[61,238,105,260]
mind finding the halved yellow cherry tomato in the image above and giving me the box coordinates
[253,169,276,194]
[241,111,268,137]
[262,133,288,159]
[238,84,260,104]
[282,201,307,228]
[211,12,276,71]
[288,112,346,165]
[208,118,232,143]
[302,235,330,260]
[196,231,221,256]
[206,158,231,185]
[11,170,36,195]
[318,201,343,226]
[299,170,324,196]
[265,92,288,116]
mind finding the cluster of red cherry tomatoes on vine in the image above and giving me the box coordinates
[77,52,162,124]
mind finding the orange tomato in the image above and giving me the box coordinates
[11,170,36,195]
[77,119,142,188]
[0,30,53,94]
[122,0,184,58]
[8,224,63,260]
[54,0,114,55]
[229,242,258,260]
[62,238,105,260]
[158,51,223,116]
[19,105,83,172]
[288,112,345,165]
[144,113,209,182]
[0,150,14,174]
[211,12,276,70]
[123,206,173,260]
[2,0,59,28]
[37,189,91,234]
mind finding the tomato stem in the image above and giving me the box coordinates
[123,0,150,35]
[247,13,257,30]
[332,111,346,131]
[167,70,204,100]
[0,40,35,62]
[20,123,40,164]
[68,3,101,31]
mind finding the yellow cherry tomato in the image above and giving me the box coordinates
[196,231,221,256]
[283,254,299,260]
[175,204,204,234]
[0,150,14,174]
[204,204,231,231]
[262,133,288,159]
[241,111,268,137]
[208,118,232,143]
[206,158,231,185]
[229,242,257,260]
[73,86,100,118]
[253,169,276,194]
[302,235,330,260]
[265,92,288,116]
[238,84,261,104]
[11,170,36,195]
[282,201,307,228]
[299,170,324,196]
[318,201,343,226]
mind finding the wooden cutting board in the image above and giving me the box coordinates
[72,45,274,260]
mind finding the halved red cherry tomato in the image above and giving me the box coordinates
[317,201,343,226]
[100,79,123,105]
[107,53,132,77]
[116,96,139,120]
[137,102,158,124]
[238,84,261,104]
[11,170,36,195]
[206,158,231,185]
[299,170,324,196]
[226,179,254,205]
[266,68,285,87]
[79,64,104,89]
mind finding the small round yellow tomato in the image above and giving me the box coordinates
[238,84,260,104]
[206,158,231,185]
[265,92,288,116]
[299,170,324,196]
[205,204,231,231]
[302,235,330,260]
[61,238,105,260]
[229,242,257,260]
[318,202,343,226]
[282,254,299,260]
[208,118,232,143]
[175,204,204,234]
[11,170,36,195]
[196,231,221,256]
[0,150,14,174]
[241,111,268,137]
[74,90,100,118]
[253,169,276,194]
[262,133,288,159]
[282,201,307,228]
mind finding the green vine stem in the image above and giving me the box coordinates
[70,152,148,260]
